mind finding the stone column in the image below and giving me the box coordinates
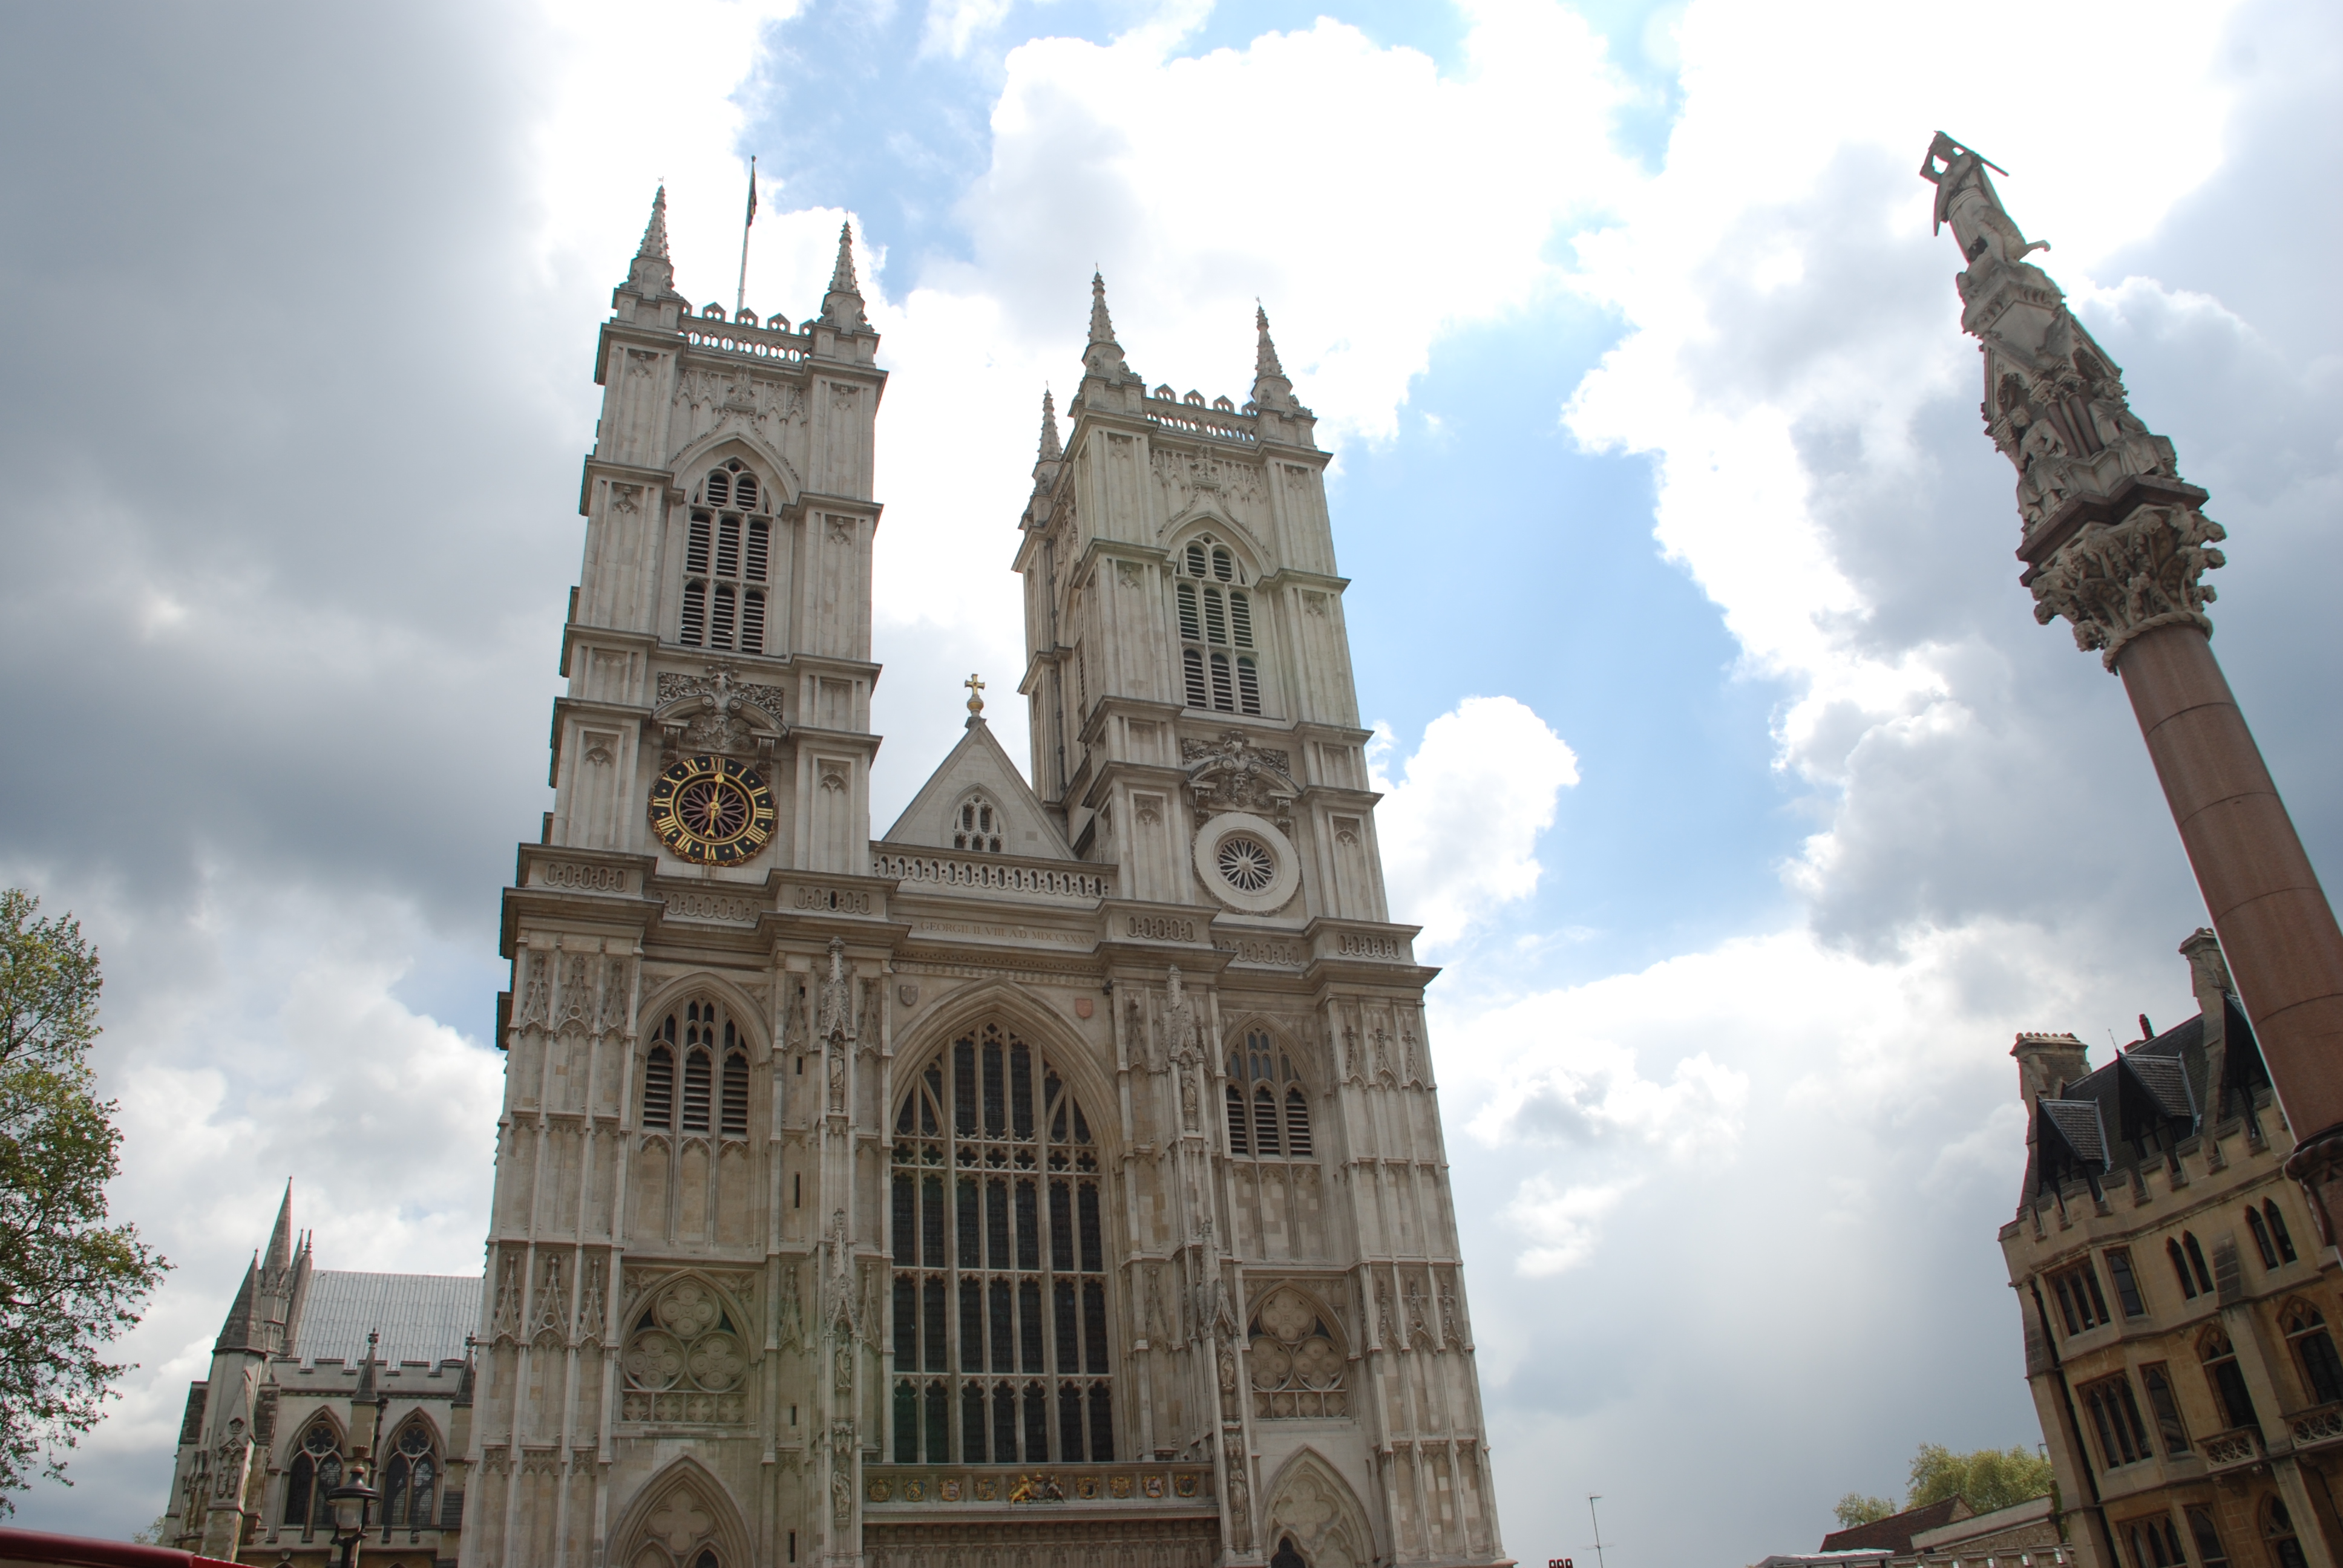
[1921,132,2343,1238]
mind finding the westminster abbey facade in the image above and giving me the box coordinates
[160,192,1507,1568]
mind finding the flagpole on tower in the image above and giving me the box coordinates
[735,155,758,316]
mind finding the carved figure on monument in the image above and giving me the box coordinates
[1162,966,1199,1068]
[1374,1278,1396,1348]
[1217,1343,1240,1420]
[1224,1435,1254,1552]
[1342,1024,1362,1085]
[1180,1063,1200,1131]
[830,1422,855,1525]
[819,939,854,1113]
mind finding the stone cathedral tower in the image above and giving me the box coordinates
[464,194,1507,1568]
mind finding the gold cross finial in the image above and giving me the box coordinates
[965,672,985,717]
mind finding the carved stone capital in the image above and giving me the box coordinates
[2028,503,2225,670]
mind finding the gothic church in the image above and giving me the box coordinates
[161,191,1507,1568]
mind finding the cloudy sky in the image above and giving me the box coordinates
[4,0,2340,1560]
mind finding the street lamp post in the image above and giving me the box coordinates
[327,1457,381,1568]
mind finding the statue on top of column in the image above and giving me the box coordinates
[1921,131,2222,667]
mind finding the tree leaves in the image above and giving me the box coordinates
[0,889,167,1511]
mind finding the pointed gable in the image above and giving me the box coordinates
[882,720,1072,858]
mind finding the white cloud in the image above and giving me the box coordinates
[1503,1174,1634,1277]
[1372,696,1579,950]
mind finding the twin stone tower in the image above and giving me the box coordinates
[165,191,1507,1568]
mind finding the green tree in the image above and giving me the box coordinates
[1835,1493,1897,1528]
[0,890,168,1510]
[1907,1442,2057,1515]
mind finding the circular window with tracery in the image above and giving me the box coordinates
[1217,835,1275,893]
[623,1279,749,1425]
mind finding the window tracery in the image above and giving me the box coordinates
[952,795,1003,854]
[680,459,771,655]
[890,1023,1114,1465]
[1173,534,1262,716]
[641,1002,747,1137]
[282,1417,342,1534]
[1247,1287,1347,1418]
[381,1417,439,1537]
[1224,1028,1311,1159]
[621,1278,751,1424]
[2266,1495,2311,1568]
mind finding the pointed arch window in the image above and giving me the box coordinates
[282,1418,342,1534]
[953,795,1003,854]
[680,459,772,654]
[2284,1300,2343,1405]
[2201,1325,2259,1432]
[1224,1028,1310,1160]
[380,1417,439,1538]
[640,1002,751,1151]
[890,1023,1113,1465]
[2265,1496,2311,1568]
[1173,534,1262,716]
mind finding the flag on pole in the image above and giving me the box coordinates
[736,156,758,315]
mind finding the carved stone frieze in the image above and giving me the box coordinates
[657,664,787,731]
[2028,503,2226,669]
[1181,731,1296,834]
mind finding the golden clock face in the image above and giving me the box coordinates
[648,755,776,866]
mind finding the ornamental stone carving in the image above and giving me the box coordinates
[1921,132,2226,668]
[1182,731,1296,834]
[2029,503,2226,669]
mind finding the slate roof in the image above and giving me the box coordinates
[1819,1498,1971,1554]
[2025,992,2270,1200]
[293,1271,479,1367]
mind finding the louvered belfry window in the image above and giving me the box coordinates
[679,460,772,654]
[890,1024,1114,1466]
[1173,535,1261,715]
[644,1001,747,1141]
[1225,1027,1310,1160]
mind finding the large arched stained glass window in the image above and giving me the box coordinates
[891,1022,1113,1466]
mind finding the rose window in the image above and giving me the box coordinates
[1248,1287,1347,1419]
[1216,835,1275,893]
[623,1279,749,1425]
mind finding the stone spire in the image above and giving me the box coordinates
[638,185,670,261]
[1083,270,1133,382]
[213,1255,261,1354]
[1250,303,1294,412]
[261,1181,294,1281]
[624,185,677,299]
[821,220,868,331]
[1037,388,1061,462]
